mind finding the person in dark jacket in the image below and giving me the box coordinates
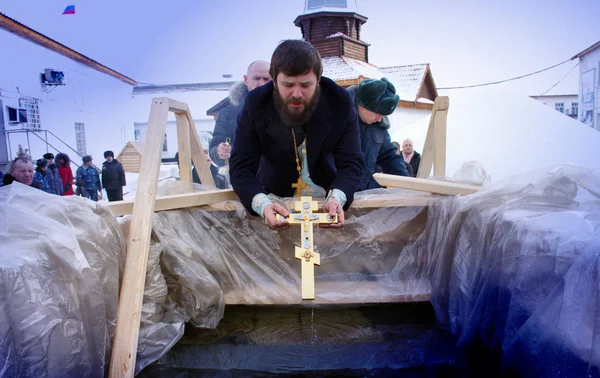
[56,152,74,195]
[101,150,126,201]
[347,78,409,190]
[392,141,414,176]
[32,158,51,193]
[208,60,271,188]
[1,157,34,187]
[43,153,63,195]
[230,39,364,230]
[401,138,421,177]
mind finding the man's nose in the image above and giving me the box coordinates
[375,115,383,122]
[292,86,303,98]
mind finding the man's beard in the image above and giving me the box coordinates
[274,85,320,127]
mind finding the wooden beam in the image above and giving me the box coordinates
[433,98,449,177]
[108,189,436,216]
[186,110,216,187]
[109,97,169,378]
[175,113,192,183]
[168,98,188,114]
[0,14,136,85]
[373,173,481,196]
[107,189,239,216]
[417,96,449,179]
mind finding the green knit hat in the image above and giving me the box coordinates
[355,77,400,116]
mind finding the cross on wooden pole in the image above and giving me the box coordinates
[278,196,337,299]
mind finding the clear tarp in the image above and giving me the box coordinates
[2,163,600,376]
[425,164,600,377]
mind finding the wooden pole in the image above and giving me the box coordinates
[433,97,449,177]
[109,97,169,378]
[417,96,449,179]
[185,109,215,187]
[175,113,192,183]
[374,173,480,196]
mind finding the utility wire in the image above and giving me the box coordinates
[438,58,573,90]
[538,62,579,96]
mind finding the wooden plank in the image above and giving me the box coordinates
[373,173,481,196]
[175,113,192,183]
[109,97,169,378]
[107,189,239,217]
[186,110,216,187]
[168,98,188,114]
[108,189,436,216]
[416,96,449,179]
[416,108,436,179]
[433,108,448,177]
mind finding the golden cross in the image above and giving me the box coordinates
[277,196,337,300]
[291,177,309,199]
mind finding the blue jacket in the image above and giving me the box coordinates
[208,81,248,167]
[46,164,63,195]
[76,165,102,192]
[230,77,364,214]
[347,86,409,190]
[32,170,51,193]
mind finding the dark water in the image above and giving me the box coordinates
[139,303,509,377]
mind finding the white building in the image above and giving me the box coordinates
[572,40,600,131]
[0,13,138,171]
[530,94,579,119]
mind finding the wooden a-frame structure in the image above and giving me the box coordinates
[108,95,478,377]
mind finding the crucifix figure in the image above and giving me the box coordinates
[277,196,337,300]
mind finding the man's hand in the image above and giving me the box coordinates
[321,199,344,228]
[98,191,103,201]
[217,142,232,160]
[263,203,290,231]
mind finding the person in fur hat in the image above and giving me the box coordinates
[43,152,63,195]
[101,150,126,202]
[208,60,271,188]
[32,158,51,193]
[347,77,409,190]
[56,152,74,195]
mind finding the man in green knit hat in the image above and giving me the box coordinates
[347,77,410,190]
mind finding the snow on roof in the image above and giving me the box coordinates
[389,87,600,182]
[326,32,346,39]
[322,56,428,101]
[302,0,360,15]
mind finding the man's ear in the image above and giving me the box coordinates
[244,75,249,85]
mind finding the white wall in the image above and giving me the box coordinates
[0,29,138,168]
[130,90,226,159]
[387,107,431,147]
[530,95,579,117]
[578,47,600,131]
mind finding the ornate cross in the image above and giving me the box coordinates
[291,177,309,198]
[278,196,337,300]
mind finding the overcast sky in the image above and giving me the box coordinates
[1,0,599,96]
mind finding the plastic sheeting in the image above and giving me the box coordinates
[0,182,125,378]
[425,164,600,377]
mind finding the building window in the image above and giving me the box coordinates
[571,102,578,116]
[134,129,141,141]
[19,97,41,130]
[75,122,86,156]
[555,103,564,113]
[163,133,168,152]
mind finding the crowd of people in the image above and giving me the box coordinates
[0,150,126,202]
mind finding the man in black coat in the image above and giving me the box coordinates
[208,60,271,188]
[230,40,364,230]
[101,150,126,201]
[401,139,421,177]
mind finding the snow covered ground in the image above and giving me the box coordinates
[389,87,600,182]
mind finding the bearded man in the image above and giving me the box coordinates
[229,39,364,231]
